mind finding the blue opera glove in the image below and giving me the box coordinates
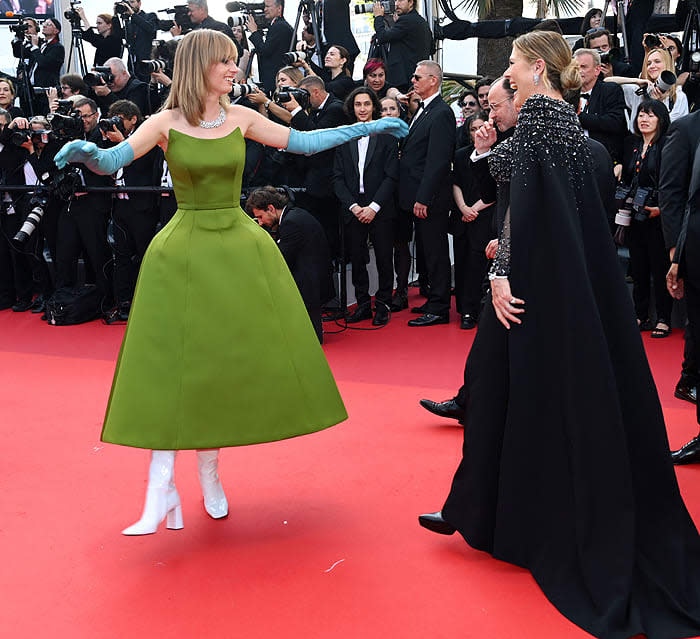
[54,139,135,175]
[286,117,409,156]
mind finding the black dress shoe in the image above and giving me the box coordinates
[671,436,700,465]
[408,313,449,327]
[372,305,390,326]
[460,314,477,330]
[418,511,456,535]
[12,299,33,312]
[117,302,131,322]
[346,304,372,323]
[675,382,697,404]
[419,398,465,421]
[410,303,428,314]
[390,294,408,312]
[31,300,46,314]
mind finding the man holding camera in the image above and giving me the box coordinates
[92,57,152,117]
[372,0,432,93]
[585,29,635,79]
[247,0,294,95]
[104,99,162,320]
[54,97,114,307]
[188,0,236,39]
[116,0,158,82]
[28,17,64,114]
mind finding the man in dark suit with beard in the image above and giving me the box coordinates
[574,48,627,163]
[372,0,432,92]
[247,186,333,343]
[247,0,294,95]
[661,110,700,464]
[400,60,455,327]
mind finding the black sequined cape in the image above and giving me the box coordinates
[442,95,700,639]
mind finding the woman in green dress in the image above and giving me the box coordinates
[55,29,408,536]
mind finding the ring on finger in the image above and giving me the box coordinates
[509,298,516,305]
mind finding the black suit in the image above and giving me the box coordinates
[96,76,151,117]
[399,94,455,317]
[277,205,333,342]
[194,16,236,40]
[29,38,64,88]
[333,134,399,309]
[660,111,700,413]
[291,96,348,256]
[122,11,158,81]
[249,17,294,95]
[320,0,360,62]
[373,10,432,92]
[579,75,627,163]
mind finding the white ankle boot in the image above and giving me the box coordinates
[122,450,184,535]
[196,449,228,519]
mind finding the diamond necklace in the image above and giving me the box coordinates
[199,106,226,129]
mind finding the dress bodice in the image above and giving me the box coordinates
[165,128,245,210]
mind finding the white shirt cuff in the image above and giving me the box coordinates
[349,202,358,211]
[369,201,381,213]
[290,106,302,117]
[470,148,492,162]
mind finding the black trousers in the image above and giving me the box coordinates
[0,209,34,304]
[627,217,673,323]
[411,206,451,316]
[159,195,177,227]
[453,213,492,317]
[297,193,342,260]
[683,215,700,426]
[55,195,113,301]
[112,199,159,305]
[347,207,394,308]
[393,210,413,296]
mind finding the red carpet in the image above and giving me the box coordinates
[2,295,699,639]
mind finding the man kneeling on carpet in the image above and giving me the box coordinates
[246,186,334,344]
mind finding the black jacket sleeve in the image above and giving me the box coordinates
[332,144,355,212]
[373,137,399,209]
[659,118,693,250]
[416,106,456,205]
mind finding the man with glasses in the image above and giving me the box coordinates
[54,98,115,308]
[28,17,64,114]
[372,0,432,93]
[400,60,455,327]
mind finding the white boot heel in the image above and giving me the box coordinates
[166,503,184,530]
[122,450,183,536]
[196,449,228,519]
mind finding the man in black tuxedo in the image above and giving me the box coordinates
[661,110,700,464]
[285,75,348,258]
[574,48,627,163]
[117,0,158,82]
[333,88,399,326]
[247,0,294,95]
[93,57,151,116]
[247,186,333,343]
[28,18,63,91]
[372,0,432,93]
[319,0,360,72]
[400,60,455,327]
[188,0,236,40]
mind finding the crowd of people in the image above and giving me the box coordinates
[0,0,699,338]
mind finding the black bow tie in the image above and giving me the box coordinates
[417,101,425,110]
[580,93,591,100]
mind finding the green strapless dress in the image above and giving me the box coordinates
[101,128,347,449]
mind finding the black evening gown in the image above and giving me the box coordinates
[441,95,700,639]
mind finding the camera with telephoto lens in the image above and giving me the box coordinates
[9,20,29,36]
[138,59,167,74]
[158,6,194,33]
[12,192,49,245]
[227,15,246,28]
[98,115,126,135]
[47,101,84,140]
[644,33,663,49]
[50,166,82,201]
[83,66,115,88]
[114,1,131,16]
[230,83,257,98]
[283,51,309,65]
[225,2,268,29]
[275,86,310,109]
[355,1,395,14]
[631,186,658,222]
[636,70,677,96]
[689,50,700,74]
[9,128,52,146]
[614,184,634,226]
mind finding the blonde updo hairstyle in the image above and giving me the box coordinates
[512,30,582,97]
[163,29,239,127]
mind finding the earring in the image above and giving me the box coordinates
[533,72,540,86]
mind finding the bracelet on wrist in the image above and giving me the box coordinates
[488,273,508,281]
[264,100,272,111]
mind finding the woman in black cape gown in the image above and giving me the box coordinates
[420,31,700,639]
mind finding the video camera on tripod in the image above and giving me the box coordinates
[64,0,83,29]
[225,2,269,30]
[157,6,194,33]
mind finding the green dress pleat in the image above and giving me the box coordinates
[101,127,347,449]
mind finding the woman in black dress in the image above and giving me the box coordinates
[419,30,700,639]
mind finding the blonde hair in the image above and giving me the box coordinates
[276,65,303,87]
[513,30,581,96]
[163,29,238,127]
[641,48,677,104]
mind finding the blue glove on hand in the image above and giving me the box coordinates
[286,117,409,156]
[54,139,135,175]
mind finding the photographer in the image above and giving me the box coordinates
[115,0,158,82]
[28,18,64,113]
[54,97,114,307]
[76,7,124,67]
[246,0,294,95]
[615,99,672,337]
[92,57,152,117]
[187,0,235,40]
[372,0,432,93]
[585,29,634,79]
[296,45,355,102]
[147,41,177,112]
[283,74,348,257]
[104,100,162,320]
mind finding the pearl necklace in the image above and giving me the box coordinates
[199,106,226,129]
